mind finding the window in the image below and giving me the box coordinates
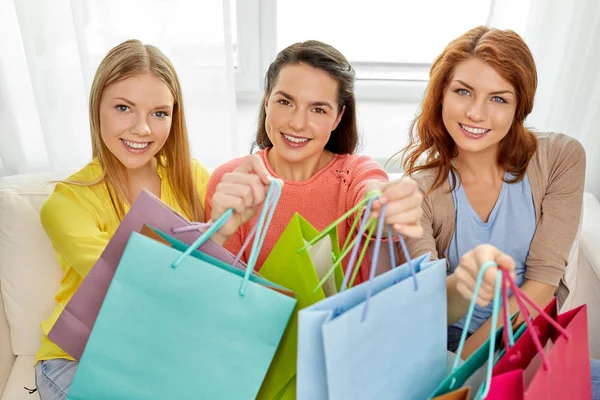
[232,0,513,100]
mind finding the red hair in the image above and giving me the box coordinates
[401,26,538,192]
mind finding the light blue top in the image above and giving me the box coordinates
[448,172,536,333]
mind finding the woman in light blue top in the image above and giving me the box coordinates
[398,25,599,397]
[396,26,600,397]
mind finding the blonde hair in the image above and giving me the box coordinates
[79,39,204,221]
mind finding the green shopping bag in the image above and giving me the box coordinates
[256,214,343,399]
[68,180,297,400]
[257,192,381,400]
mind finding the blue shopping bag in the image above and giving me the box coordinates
[67,180,296,400]
[297,194,448,400]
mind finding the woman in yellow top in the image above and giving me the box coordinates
[33,39,274,399]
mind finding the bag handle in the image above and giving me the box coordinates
[451,261,504,399]
[171,179,282,297]
[298,189,382,254]
[170,210,233,268]
[502,271,571,372]
[354,201,417,321]
[302,190,382,293]
[171,196,277,267]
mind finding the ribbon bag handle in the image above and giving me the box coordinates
[451,261,504,399]
[502,272,571,373]
[170,179,282,297]
[307,190,382,293]
[298,189,381,254]
[172,187,279,267]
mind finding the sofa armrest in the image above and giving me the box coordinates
[573,193,600,359]
[0,282,15,396]
[579,193,600,282]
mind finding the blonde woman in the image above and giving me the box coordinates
[34,40,269,399]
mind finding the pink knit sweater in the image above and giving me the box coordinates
[205,148,389,285]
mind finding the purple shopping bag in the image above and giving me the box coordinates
[48,189,250,360]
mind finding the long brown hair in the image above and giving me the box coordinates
[254,40,359,154]
[400,26,538,192]
[76,39,203,221]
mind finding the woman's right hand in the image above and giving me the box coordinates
[454,244,516,307]
[210,154,282,240]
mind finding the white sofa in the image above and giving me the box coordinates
[1,171,599,399]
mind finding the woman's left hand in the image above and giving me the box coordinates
[366,177,424,238]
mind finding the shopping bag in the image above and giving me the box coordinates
[255,213,344,399]
[255,192,379,399]
[431,263,526,399]
[48,189,250,360]
[297,195,448,400]
[433,387,471,400]
[483,272,592,400]
[67,180,297,400]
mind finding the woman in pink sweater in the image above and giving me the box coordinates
[205,40,424,284]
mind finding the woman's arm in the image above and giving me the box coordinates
[40,184,111,278]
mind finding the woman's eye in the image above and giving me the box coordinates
[116,105,130,112]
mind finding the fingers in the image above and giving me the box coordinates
[211,191,257,216]
[378,177,419,203]
[368,179,422,225]
[234,154,273,185]
[455,245,516,306]
[496,253,516,276]
[394,222,424,238]
[384,205,423,226]
[220,172,267,208]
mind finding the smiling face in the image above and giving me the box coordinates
[98,73,174,171]
[264,63,344,167]
[442,57,517,157]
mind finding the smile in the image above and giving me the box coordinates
[121,139,151,149]
[460,123,490,135]
[282,133,309,143]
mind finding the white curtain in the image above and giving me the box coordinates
[493,0,600,198]
[0,0,237,177]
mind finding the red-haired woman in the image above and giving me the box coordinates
[400,26,589,360]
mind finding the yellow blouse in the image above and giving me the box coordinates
[35,158,210,363]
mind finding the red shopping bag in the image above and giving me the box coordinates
[484,272,592,400]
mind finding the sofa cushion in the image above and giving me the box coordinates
[0,173,67,356]
[0,356,36,400]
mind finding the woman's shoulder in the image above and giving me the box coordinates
[409,168,448,195]
[534,132,585,158]
[65,158,103,183]
[531,132,586,176]
[41,161,105,226]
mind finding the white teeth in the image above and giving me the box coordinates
[460,124,489,135]
[122,139,150,149]
[283,134,309,143]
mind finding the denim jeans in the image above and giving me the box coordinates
[447,325,472,353]
[35,359,78,400]
[32,354,600,399]
[592,358,600,400]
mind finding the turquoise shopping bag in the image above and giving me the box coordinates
[67,180,296,400]
[297,194,448,400]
